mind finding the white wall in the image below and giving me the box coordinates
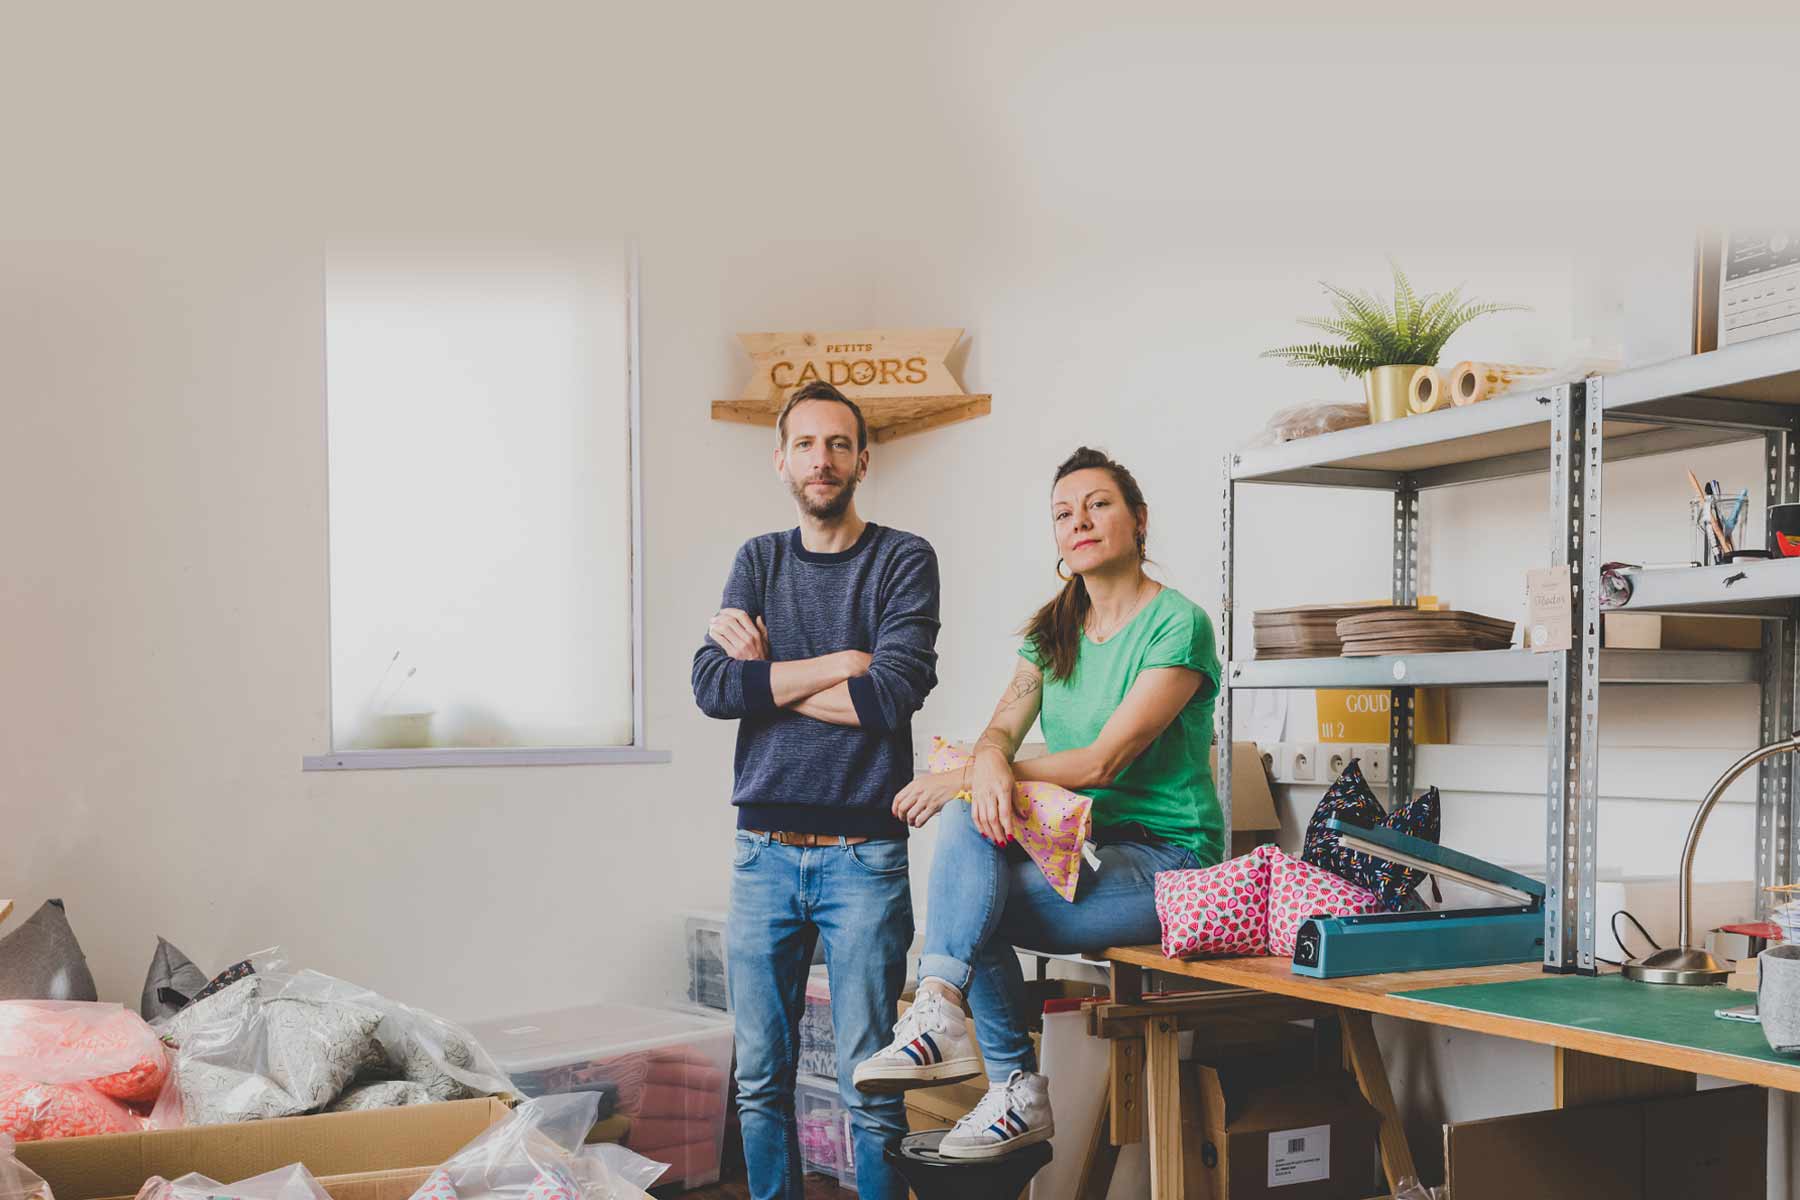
[7,3,1800,1193]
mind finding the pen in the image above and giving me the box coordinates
[1709,482,1736,555]
[1692,471,1735,561]
[1690,471,1732,556]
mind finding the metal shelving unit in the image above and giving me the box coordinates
[1227,648,1761,690]
[1217,329,1800,975]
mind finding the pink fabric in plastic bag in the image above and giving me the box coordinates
[0,1003,167,1140]
[1153,845,1277,958]
[0,1076,139,1142]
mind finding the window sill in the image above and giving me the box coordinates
[301,747,673,771]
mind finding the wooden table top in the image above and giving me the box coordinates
[1105,945,1800,1093]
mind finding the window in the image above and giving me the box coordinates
[303,242,664,769]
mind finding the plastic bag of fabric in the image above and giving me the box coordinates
[133,1164,331,1200]
[155,950,512,1126]
[240,967,513,1103]
[155,973,383,1125]
[569,1145,665,1200]
[0,1134,54,1200]
[0,1078,140,1142]
[1241,402,1369,448]
[407,1095,666,1200]
[0,1002,170,1140]
[1391,1179,1445,1200]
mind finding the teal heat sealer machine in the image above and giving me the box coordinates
[1290,820,1546,978]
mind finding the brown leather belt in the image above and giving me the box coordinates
[749,829,871,847]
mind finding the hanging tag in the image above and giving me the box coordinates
[1082,841,1101,870]
[1525,565,1572,652]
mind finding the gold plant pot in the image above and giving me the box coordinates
[1364,364,1427,424]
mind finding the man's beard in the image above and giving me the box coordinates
[788,471,858,520]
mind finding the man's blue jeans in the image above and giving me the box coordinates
[728,831,913,1200]
[917,799,1200,1080]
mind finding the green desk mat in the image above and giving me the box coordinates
[1390,973,1800,1068]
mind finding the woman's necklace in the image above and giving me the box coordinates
[1087,578,1154,643]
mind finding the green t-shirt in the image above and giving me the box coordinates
[1021,587,1223,866]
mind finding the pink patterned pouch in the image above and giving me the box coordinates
[1152,845,1278,958]
[1267,849,1382,957]
[927,738,1094,902]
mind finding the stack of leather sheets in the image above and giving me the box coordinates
[1252,605,1516,658]
[1251,604,1389,660]
[1336,609,1516,656]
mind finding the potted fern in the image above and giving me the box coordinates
[1265,262,1527,423]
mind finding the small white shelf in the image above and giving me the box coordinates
[1612,558,1800,618]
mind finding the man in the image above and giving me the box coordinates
[691,380,940,1200]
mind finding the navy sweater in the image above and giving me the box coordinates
[691,523,941,838]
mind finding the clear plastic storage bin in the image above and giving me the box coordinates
[795,1073,855,1190]
[685,911,827,1014]
[685,912,730,1012]
[798,966,837,1079]
[466,1002,734,1191]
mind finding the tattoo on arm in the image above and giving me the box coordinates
[976,666,1040,760]
[1002,670,1041,708]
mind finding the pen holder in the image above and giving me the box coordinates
[1691,493,1749,566]
[1691,498,1722,566]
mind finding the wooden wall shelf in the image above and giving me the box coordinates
[712,393,991,444]
[715,328,992,443]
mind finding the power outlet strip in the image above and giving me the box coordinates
[1305,744,1387,784]
[1269,742,1319,783]
[1353,743,1389,784]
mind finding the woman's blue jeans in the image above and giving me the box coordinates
[917,799,1198,1080]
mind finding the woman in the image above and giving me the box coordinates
[850,446,1222,1159]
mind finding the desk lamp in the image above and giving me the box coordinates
[1624,730,1800,985]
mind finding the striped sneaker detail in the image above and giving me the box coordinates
[851,989,982,1094]
[939,1072,1054,1160]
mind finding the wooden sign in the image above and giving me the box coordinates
[713,328,991,444]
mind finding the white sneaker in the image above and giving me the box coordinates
[851,988,982,1094]
[938,1070,1055,1160]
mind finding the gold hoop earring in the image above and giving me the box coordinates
[1056,558,1072,582]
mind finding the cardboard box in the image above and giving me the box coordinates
[318,1114,630,1200]
[1443,1085,1764,1200]
[15,1099,511,1200]
[1189,1061,1379,1199]
[318,1167,439,1200]
[902,1078,987,1134]
[1603,613,1764,651]
[1218,742,1281,857]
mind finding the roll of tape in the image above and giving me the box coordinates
[1409,365,1452,413]
[1451,361,1547,406]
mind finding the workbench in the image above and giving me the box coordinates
[1090,946,1800,1199]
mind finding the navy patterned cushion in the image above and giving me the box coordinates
[1301,758,1386,879]
[1346,786,1442,910]
[1302,759,1442,911]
